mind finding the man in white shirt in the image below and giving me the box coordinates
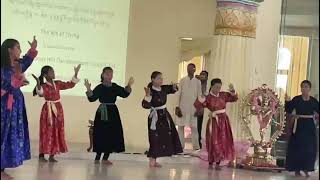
[176,63,202,151]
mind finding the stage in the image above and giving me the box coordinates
[1,142,319,180]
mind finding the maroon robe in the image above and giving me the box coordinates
[194,92,238,163]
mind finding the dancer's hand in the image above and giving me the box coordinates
[228,83,235,92]
[144,87,151,97]
[285,93,291,101]
[28,36,37,49]
[171,82,178,91]
[74,64,81,78]
[84,79,91,91]
[128,77,134,87]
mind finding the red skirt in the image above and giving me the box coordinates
[39,102,68,155]
[206,114,235,163]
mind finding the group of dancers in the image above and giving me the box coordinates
[1,37,319,178]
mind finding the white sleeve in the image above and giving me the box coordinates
[71,76,80,84]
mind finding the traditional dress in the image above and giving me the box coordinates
[35,77,80,155]
[285,95,319,172]
[176,76,202,150]
[86,83,131,154]
[142,85,183,158]
[194,91,238,163]
[1,48,38,169]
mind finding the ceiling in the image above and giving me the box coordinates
[180,38,212,61]
[283,0,318,15]
[282,0,319,28]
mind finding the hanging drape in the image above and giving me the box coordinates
[283,35,309,97]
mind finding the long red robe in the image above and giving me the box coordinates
[194,92,238,163]
[36,78,78,155]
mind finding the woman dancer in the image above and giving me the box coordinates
[194,78,238,169]
[142,71,183,167]
[32,64,81,162]
[285,80,319,178]
[1,37,38,175]
[84,67,134,165]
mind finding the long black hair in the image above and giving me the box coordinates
[1,39,19,68]
[147,71,162,88]
[32,65,53,96]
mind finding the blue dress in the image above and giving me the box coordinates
[1,53,35,169]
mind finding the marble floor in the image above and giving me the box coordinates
[1,142,318,180]
[1,155,319,180]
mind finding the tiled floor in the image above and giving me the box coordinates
[1,142,318,180]
[1,157,319,180]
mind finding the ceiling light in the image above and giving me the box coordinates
[181,37,193,41]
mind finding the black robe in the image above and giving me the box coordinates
[87,83,131,153]
[142,85,183,158]
[285,95,319,172]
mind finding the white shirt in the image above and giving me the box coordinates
[176,76,202,127]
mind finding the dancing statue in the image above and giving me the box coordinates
[239,84,285,171]
[250,84,279,143]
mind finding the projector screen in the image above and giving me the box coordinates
[1,0,131,96]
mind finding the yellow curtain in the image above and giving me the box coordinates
[283,36,309,97]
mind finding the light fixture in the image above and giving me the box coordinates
[181,37,193,41]
[277,48,291,70]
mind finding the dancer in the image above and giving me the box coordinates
[84,67,134,165]
[32,64,81,162]
[142,71,183,167]
[196,70,209,148]
[176,63,202,152]
[1,37,38,174]
[285,80,319,178]
[194,78,238,169]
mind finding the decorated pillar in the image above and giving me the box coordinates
[207,0,264,139]
[215,0,263,38]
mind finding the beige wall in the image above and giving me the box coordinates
[24,0,282,151]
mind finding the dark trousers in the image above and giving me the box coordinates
[197,115,204,149]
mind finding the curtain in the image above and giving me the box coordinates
[283,35,309,97]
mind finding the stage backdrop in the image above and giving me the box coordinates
[1,0,131,96]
